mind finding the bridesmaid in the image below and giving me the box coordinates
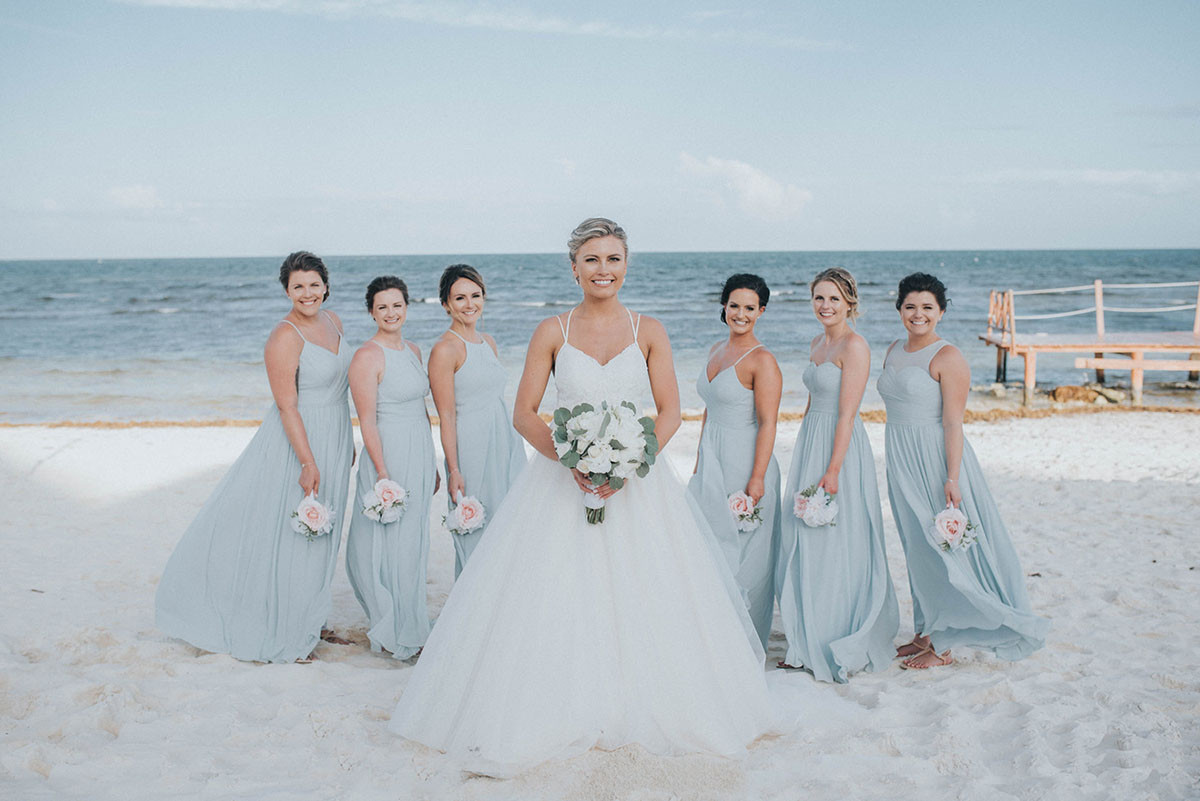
[156,251,354,663]
[428,264,527,577]
[346,276,439,659]
[775,267,898,682]
[688,273,782,650]
[879,272,1048,669]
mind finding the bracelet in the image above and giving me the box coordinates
[945,478,957,484]
[449,468,461,475]
[301,462,313,468]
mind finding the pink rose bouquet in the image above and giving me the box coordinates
[291,494,335,541]
[793,484,838,528]
[931,505,978,551]
[727,491,763,532]
[445,493,486,536]
[361,478,408,524]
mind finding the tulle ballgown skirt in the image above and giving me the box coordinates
[345,415,436,659]
[885,422,1048,659]
[156,402,354,663]
[775,412,899,683]
[390,453,791,776]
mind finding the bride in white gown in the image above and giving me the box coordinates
[389,218,789,775]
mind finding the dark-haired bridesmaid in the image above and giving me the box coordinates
[345,276,439,659]
[427,264,527,577]
[156,252,354,663]
[880,272,1048,669]
[688,273,782,650]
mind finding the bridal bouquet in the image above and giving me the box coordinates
[728,491,763,532]
[445,493,486,536]
[932,505,978,551]
[291,494,335,541]
[552,400,658,524]
[361,478,408,524]
[793,484,838,527]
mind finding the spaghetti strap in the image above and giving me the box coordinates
[280,319,307,342]
[565,309,575,341]
[627,309,640,339]
[322,309,343,335]
[731,343,763,367]
[555,313,567,343]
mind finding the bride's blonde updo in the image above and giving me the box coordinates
[568,217,628,262]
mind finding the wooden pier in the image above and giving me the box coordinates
[980,279,1200,406]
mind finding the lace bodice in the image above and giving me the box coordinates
[553,309,651,411]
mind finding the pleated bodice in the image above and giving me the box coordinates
[877,340,947,426]
[376,345,429,422]
[802,360,842,415]
[697,366,756,430]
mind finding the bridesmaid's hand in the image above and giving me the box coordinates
[944,479,962,508]
[571,468,616,499]
[300,463,320,496]
[744,476,765,506]
[817,470,838,496]
[448,470,465,504]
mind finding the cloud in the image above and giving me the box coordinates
[968,168,1200,195]
[114,0,847,50]
[107,184,165,211]
[679,152,812,221]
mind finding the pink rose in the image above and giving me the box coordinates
[933,506,973,550]
[292,494,333,538]
[375,479,406,507]
[448,495,487,535]
[793,492,810,518]
[728,491,753,517]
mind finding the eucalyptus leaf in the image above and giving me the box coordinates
[636,463,650,478]
[608,476,625,490]
[562,451,580,468]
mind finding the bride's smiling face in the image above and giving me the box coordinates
[572,235,627,299]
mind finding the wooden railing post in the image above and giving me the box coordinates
[1192,284,1200,381]
[1023,351,1037,406]
[1131,350,1144,407]
[1093,279,1106,384]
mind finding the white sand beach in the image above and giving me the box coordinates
[2,413,1198,800]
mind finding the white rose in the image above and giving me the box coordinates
[554,439,573,459]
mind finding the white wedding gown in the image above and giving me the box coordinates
[390,311,792,775]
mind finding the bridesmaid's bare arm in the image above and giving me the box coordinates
[821,334,870,495]
[349,342,388,479]
[429,335,466,501]
[264,324,319,494]
[746,349,782,504]
[513,317,562,462]
[932,344,970,507]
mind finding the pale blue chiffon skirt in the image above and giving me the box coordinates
[775,411,899,682]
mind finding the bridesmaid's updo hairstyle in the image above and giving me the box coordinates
[810,267,860,320]
[279,251,330,301]
[896,272,949,311]
[364,275,409,311]
[719,273,770,323]
[568,217,628,262]
[438,264,486,306]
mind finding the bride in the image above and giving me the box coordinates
[389,218,787,775]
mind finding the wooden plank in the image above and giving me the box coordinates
[1023,351,1037,406]
[1073,358,1200,371]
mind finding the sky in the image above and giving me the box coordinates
[1,0,1198,259]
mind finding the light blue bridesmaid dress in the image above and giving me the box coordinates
[775,360,899,683]
[346,342,436,658]
[687,345,780,650]
[444,330,527,577]
[156,314,354,663]
[878,340,1048,659]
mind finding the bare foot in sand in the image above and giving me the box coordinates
[896,634,930,658]
[321,629,351,646]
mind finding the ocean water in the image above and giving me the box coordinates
[2,250,1197,422]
